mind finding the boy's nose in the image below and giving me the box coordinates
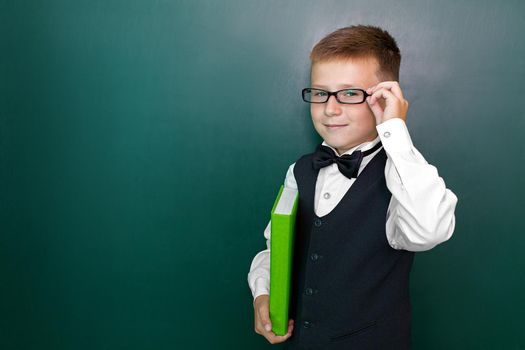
[324,95,342,116]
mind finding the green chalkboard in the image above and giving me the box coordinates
[1,1,524,349]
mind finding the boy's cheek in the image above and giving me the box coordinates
[310,104,322,116]
[311,120,327,137]
[310,109,323,125]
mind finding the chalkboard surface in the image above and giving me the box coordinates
[1,1,524,349]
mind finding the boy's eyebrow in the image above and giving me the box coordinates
[311,84,361,89]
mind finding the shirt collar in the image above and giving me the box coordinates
[322,135,381,157]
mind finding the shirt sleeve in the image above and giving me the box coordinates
[247,163,298,300]
[376,118,458,252]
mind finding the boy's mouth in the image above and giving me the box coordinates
[325,124,348,129]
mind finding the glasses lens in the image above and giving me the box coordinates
[337,89,365,104]
[303,88,328,103]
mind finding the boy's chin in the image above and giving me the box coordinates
[323,136,355,148]
[324,137,370,154]
[322,133,378,153]
[324,141,355,154]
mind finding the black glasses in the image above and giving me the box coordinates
[302,88,370,104]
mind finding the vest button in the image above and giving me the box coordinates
[303,320,313,328]
[314,218,322,227]
[310,253,319,261]
[305,287,314,296]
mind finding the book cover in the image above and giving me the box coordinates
[269,185,299,336]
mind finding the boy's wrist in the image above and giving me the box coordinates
[377,115,406,125]
[376,116,404,126]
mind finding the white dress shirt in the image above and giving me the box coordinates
[247,118,458,300]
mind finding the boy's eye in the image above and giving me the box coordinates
[314,91,328,97]
[342,89,357,96]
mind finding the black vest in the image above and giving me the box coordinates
[284,147,415,350]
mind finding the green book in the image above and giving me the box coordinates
[269,185,299,336]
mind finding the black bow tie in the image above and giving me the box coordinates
[312,141,383,179]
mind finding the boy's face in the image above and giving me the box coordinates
[310,58,383,155]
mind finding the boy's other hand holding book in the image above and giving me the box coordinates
[254,295,295,344]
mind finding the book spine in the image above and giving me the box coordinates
[269,192,297,336]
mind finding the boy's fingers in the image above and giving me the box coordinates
[367,95,383,110]
[368,88,409,123]
[367,96,384,121]
[259,319,295,344]
[254,297,294,344]
[255,317,271,334]
[370,88,397,105]
[287,319,295,335]
[368,81,404,100]
[264,328,293,344]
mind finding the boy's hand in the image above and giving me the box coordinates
[366,81,409,125]
[253,295,294,344]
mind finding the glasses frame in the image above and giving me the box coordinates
[301,87,370,104]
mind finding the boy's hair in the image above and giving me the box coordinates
[310,25,401,81]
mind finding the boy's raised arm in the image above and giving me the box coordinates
[377,118,458,251]
[366,81,458,251]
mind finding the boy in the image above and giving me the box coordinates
[248,25,458,349]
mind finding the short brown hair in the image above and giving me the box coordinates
[310,25,401,81]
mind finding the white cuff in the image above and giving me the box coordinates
[376,118,414,153]
[252,277,269,300]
